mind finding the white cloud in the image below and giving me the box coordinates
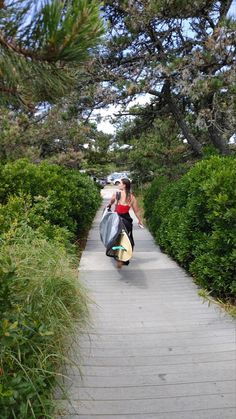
[91,94,152,134]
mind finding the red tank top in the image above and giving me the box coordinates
[116,203,130,214]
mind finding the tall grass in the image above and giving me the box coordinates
[0,227,89,418]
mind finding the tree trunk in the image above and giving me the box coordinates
[204,93,231,155]
[219,0,233,19]
[208,125,230,155]
[164,84,203,156]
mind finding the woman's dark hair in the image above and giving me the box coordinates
[121,178,131,200]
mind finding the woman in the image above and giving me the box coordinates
[107,178,143,268]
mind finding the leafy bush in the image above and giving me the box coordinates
[0,227,89,418]
[144,156,236,298]
[0,159,102,417]
[143,175,168,231]
[0,159,101,234]
[0,194,76,254]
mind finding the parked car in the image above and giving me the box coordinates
[112,172,132,186]
[107,171,131,184]
[112,174,132,186]
[106,172,121,184]
[96,178,107,188]
[91,176,107,188]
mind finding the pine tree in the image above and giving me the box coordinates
[88,0,235,155]
[0,0,103,109]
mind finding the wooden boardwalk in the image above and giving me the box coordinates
[57,189,236,418]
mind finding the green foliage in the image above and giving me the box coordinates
[0,194,74,252]
[99,1,235,155]
[0,159,101,235]
[0,226,89,418]
[143,175,169,229]
[144,156,236,298]
[0,0,104,107]
[116,116,198,183]
[0,103,113,165]
[146,0,213,18]
[0,159,101,417]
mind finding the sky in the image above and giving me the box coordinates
[92,94,153,135]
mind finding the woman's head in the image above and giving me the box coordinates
[119,178,131,195]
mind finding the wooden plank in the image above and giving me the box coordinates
[56,195,236,418]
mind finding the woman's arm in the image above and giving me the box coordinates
[131,195,143,225]
[107,193,116,208]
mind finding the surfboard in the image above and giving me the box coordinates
[112,229,133,262]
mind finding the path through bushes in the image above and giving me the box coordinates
[56,189,236,418]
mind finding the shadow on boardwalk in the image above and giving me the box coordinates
[56,190,236,419]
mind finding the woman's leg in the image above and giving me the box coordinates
[116,260,123,268]
[117,214,133,267]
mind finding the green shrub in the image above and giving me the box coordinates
[0,195,74,253]
[143,176,168,232]
[0,227,89,418]
[144,156,236,298]
[0,159,102,417]
[0,159,101,234]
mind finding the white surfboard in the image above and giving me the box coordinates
[113,229,133,262]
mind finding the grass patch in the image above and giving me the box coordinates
[135,189,146,225]
[0,227,89,418]
[198,289,236,319]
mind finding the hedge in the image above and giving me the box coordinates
[0,158,101,235]
[144,156,236,299]
[0,159,102,418]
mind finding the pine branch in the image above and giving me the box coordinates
[0,0,104,108]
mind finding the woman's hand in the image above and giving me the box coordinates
[138,219,144,228]
[107,193,116,209]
